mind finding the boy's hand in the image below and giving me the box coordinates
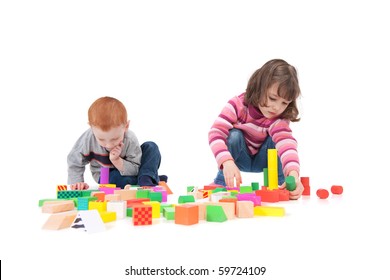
[222,160,242,188]
[70,182,89,190]
[109,142,124,162]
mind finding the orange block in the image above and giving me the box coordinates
[175,204,199,225]
[158,181,173,195]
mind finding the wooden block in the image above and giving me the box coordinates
[42,211,77,230]
[42,200,75,213]
[254,206,285,217]
[236,201,254,218]
[175,204,199,225]
[114,189,137,200]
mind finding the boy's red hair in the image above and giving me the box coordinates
[88,97,128,131]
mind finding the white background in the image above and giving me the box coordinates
[1,0,389,279]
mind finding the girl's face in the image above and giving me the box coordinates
[258,83,291,119]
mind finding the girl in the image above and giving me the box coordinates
[208,59,304,199]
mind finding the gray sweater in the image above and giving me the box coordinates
[67,128,141,184]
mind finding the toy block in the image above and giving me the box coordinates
[203,185,219,191]
[278,189,290,201]
[199,189,212,199]
[316,189,329,199]
[57,185,68,191]
[267,149,278,190]
[126,198,150,207]
[99,184,117,188]
[301,177,311,196]
[236,193,261,206]
[178,195,195,204]
[126,208,134,217]
[160,203,174,213]
[104,194,120,201]
[239,185,252,194]
[71,210,105,233]
[107,201,127,219]
[114,189,137,200]
[42,200,75,213]
[143,201,161,218]
[38,199,67,207]
[163,207,175,220]
[149,191,163,202]
[175,204,199,225]
[89,201,107,212]
[203,202,235,220]
[158,181,173,195]
[91,191,105,201]
[187,186,197,193]
[206,205,227,222]
[212,187,227,193]
[251,182,260,191]
[80,190,95,197]
[100,167,110,184]
[99,211,117,223]
[255,187,279,203]
[136,189,150,199]
[219,198,238,215]
[57,190,81,199]
[263,168,268,187]
[331,185,343,195]
[77,196,97,210]
[254,206,285,217]
[98,186,120,194]
[133,204,153,226]
[42,211,77,230]
[285,176,296,191]
[236,201,254,218]
[210,191,231,202]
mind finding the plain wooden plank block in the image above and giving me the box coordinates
[42,200,75,213]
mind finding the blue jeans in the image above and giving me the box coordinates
[99,141,161,189]
[214,128,284,186]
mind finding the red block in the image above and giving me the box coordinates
[331,185,343,195]
[133,204,152,226]
[316,189,329,199]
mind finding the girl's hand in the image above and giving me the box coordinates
[222,160,242,188]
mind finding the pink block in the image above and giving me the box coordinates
[98,187,121,194]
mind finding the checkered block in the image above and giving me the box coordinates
[133,204,152,226]
[57,190,81,199]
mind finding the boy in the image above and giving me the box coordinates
[67,96,167,190]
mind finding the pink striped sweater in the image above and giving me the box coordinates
[208,93,300,177]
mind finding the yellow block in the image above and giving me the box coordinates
[89,201,107,212]
[143,201,161,218]
[267,149,278,190]
[254,206,285,217]
[99,211,116,223]
[99,184,117,188]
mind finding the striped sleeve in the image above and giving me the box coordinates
[208,98,241,169]
[269,119,300,177]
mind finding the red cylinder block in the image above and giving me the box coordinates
[331,185,343,195]
[316,189,329,199]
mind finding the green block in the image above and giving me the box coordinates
[57,190,81,199]
[251,182,260,191]
[206,205,227,222]
[80,190,94,197]
[178,195,195,204]
[212,187,227,193]
[136,189,150,199]
[160,203,174,213]
[239,186,252,194]
[263,168,268,187]
[126,208,133,217]
[163,207,175,220]
[285,176,296,191]
[186,186,196,192]
[149,191,163,202]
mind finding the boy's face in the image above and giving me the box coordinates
[258,83,291,119]
[91,123,128,151]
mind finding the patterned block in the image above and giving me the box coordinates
[57,190,81,199]
[133,205,152,226]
